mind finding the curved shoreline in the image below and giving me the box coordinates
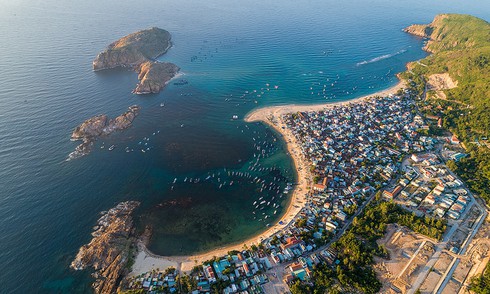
[130,80,406,275]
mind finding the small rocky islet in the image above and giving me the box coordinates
[68,105,140,160]
[92,27,180,94]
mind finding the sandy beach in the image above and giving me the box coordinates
[130,80,405,276]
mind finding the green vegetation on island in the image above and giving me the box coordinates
[402,14,490,202]
[93,27,180,94]
[93,27,172,70]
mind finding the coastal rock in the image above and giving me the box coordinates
[68,105,140,160]
[403,24,432,39]
[93,27,172,71]
[71,115,108,140]
[133,61,180,94]
[92,27,180,94]
[71,201,140,294]
[104,105,141,133]
[404,14,486,53]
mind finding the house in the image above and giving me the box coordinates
[203,264,216,282]
[450,152,467,162]
[283,274,295,285]
[313,183,327,192]
[383,186,402,200]
[280,237,302,251]
[450,135,460,144]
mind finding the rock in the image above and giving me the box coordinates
[68,106,140,160]
[133,61,180,94]
[71,115,108,140]
[403,23,432,38]
[92,27,180,94]
[71,201,140,294]
[93,27,172,71]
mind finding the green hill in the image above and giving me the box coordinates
[402,14,490,202]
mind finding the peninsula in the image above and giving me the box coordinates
[68,105,140,160]
[71,201,140,294]
[93,27,180,94]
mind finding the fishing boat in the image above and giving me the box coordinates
[108,145,115,151]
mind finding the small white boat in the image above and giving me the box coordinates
[232,115,238,120]
[108,145,115,151]
[160,103,165,107]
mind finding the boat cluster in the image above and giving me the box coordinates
[169,166,293,227]
[99,130,161,154]
[223,83,280,109]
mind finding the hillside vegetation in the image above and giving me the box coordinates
[401,14,490,202]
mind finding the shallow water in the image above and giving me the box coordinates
[1,0,490,292]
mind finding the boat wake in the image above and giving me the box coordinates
[356,49,407,66]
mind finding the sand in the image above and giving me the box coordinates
[130,80,406,276]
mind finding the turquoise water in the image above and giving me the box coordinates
[1,0,490,292]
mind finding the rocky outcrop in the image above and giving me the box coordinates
[71,201,140,294]
[404,14,487,53]
[133,61,180,94]
[403,23,432,38]
[93,27,179,94]
[68,105,140,160]
[93,27,171,71]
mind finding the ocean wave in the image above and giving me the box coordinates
[356,49,407,66]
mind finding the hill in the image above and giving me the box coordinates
[402,14,490,201]
[92,27,179,95]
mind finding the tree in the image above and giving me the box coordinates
[446,160,458,171]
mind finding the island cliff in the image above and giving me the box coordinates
[93,27,171,70]
[404,14,488,53]
[93,27,179,94]
[68,105,140,160]
[71,201,140,294]
[133,61,180,94]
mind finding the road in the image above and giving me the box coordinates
[408,175,487,294]
[407,221,460,294]
[433,201,487,294]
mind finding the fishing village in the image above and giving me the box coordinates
[110,76,489,293]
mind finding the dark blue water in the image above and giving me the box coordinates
[1,0,490,292]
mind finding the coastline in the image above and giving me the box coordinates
[130,80,406,275]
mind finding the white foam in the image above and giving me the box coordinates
[356,49,407,66]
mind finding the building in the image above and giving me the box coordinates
[383,186,402,200]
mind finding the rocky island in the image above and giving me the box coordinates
[68,105,140,160]
[133,61,180,94]
[93,27,180,94]
[71,201,140,294]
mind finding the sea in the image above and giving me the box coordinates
[1,0,490,292]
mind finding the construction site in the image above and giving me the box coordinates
[374,200,489,294]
